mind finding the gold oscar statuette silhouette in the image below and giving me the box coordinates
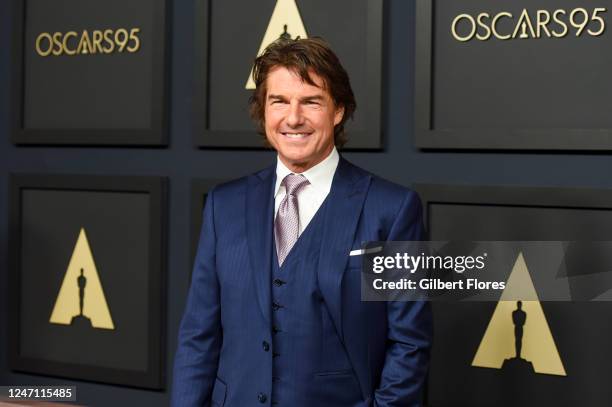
[472,253,566,376]
[70,268,93,328]
[279,24,292,41]
[245,0,308,89]
[49,228,114,330]
[500,301,535,372]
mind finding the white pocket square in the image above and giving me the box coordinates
[349,246,383,256]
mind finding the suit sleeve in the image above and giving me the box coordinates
[374,190,433,407]
[171,189,222,407]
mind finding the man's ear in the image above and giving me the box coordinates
[333,105,345,126]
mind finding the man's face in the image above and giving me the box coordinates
[264,66,344,173]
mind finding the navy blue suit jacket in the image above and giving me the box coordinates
[172,158,432,406]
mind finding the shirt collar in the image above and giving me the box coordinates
[274,147,340,197]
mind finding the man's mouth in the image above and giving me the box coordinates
[281,132,312,139]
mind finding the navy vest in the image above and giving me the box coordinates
[269,200,363,406]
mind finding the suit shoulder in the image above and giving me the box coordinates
[211,177,247,197]
[368,176,422,221]
[345,162,419,201]
[207,165,274,201]
[342,158,419,200]
[339,160,420,216]
[369,175,418,200]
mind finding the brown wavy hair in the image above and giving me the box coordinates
[248,37,356,147]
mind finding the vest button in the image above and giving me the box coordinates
[258,392,267,403]
[262,341,270,352]
[273,278,286,287]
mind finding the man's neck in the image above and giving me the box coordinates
[278,147,335,173]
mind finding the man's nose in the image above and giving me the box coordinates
[286,101,304,127]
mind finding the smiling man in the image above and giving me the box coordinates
[261,62,343,173]
[172,38,432,407]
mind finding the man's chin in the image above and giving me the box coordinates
[278,146,311,160]
[278,153,315,172]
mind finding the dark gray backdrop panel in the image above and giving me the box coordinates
[195,0,382,148]
[24,0,153,129]
[415,0,612,149]
[12,0,168,145]
[417,185,612,407]
[208,0,367,132]
[433,0,612,130]
[9,175,167,390]
[19,189,150,372]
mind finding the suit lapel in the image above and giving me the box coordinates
[246,158,371,333]
[246,165,276,325]
[317,158,371,340]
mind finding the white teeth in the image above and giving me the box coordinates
[283,133,307,138]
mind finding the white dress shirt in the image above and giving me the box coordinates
[274,147,339,236]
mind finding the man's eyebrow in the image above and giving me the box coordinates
[300,95,324,102]
[267,94,325,102]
